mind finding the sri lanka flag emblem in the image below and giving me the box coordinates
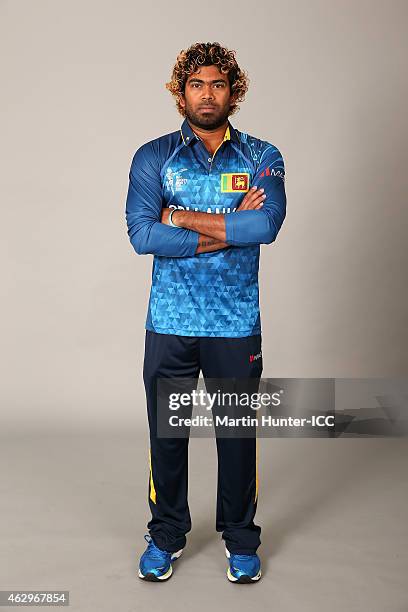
[220,173,250,192]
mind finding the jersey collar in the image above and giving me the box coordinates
[180,117,240,146]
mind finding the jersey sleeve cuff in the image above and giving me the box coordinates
[225,212,235,244]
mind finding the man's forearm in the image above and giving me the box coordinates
[172,209,226,242]
[196,234,230,254]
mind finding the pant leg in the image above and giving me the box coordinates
[200,334,263,555]
[143,330,200,553]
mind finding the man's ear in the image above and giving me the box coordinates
[179,93,185,109]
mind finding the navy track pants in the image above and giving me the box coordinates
[142,329,263,555]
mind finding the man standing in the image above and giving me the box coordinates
[125,42,286,583]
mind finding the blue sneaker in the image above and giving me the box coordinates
[138,534,183,581]
[225,545,262,583]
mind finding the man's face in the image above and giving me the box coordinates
[179,64,234,130]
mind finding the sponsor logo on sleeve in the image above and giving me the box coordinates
[259,167,285,181]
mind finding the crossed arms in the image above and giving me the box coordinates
[125,142,287,257]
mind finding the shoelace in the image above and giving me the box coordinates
[143,534,171,560]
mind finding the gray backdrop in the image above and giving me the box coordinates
[1,2,407,611]
[1,0,407,432]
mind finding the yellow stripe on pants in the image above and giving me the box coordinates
[149,447,157,504]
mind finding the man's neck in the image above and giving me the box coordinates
[188,120,228,156]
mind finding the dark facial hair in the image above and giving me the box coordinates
[184,99,231,131]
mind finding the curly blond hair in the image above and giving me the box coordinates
[166,42,249,117]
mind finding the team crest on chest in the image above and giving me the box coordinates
[220,173,250,193]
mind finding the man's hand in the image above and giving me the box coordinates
[161,208,171,224]
[236,186,266,211]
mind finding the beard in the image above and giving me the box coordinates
[184,102,231,130]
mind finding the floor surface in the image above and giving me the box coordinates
[1,431,407,611]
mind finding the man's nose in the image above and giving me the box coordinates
[201,85,214,100]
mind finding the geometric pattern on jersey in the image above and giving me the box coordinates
[146,246,261,337]
[126,117,286,337]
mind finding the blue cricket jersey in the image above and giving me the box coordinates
[125,118,286,337]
